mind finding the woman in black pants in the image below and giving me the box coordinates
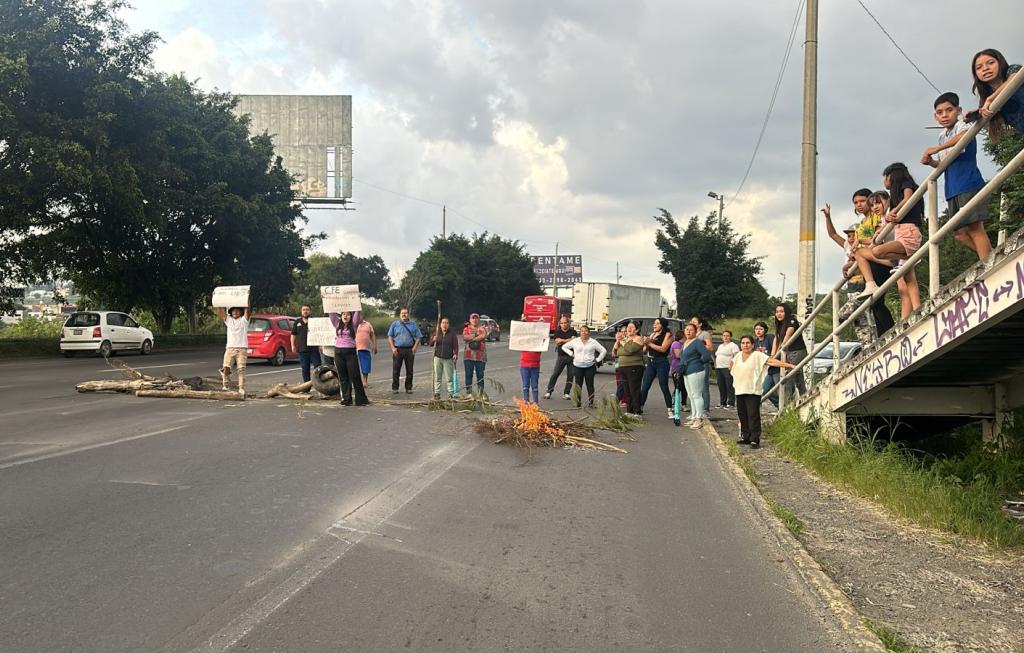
[612,321,645,416]
[731,335,794,447]
[560,325,607,408]
[330,311,369,406]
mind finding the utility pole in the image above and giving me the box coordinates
[796,0,818,350]
[551,242,559,298]
[442,204,446,239]
[616,262,622,284]
[707,191,725,231]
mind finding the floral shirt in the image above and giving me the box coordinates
[463,325,487,362]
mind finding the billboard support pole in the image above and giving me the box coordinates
[552,242,559,298]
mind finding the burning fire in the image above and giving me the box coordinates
[513,399,567,442]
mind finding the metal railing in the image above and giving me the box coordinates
[764,69,1024,411]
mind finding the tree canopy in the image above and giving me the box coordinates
[653,208,770,319]
[288,251,391,311]
[394,233,541,321]
[0,0,318,328]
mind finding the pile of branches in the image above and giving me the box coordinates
[476,399,627,453]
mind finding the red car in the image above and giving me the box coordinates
[246,314,299,365]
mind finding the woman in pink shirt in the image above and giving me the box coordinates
[355,320,377,387]
[330,311,368,406]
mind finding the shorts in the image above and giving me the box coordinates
[893,223,922,258]
[357,350,372,375]
[947,188,987,228]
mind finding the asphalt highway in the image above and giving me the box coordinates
[0,342,857,651]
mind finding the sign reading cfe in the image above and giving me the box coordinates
[508,320,550,352]
[212,285,250,308]
[320,285,361,313]
[306,317,336,347]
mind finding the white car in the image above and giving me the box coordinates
[811,341,862,375]
[60,311,155,358]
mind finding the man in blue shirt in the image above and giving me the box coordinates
[387,307,423,394]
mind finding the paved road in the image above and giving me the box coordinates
[0,343,856,651]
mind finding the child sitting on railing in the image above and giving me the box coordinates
[821,203,875,345]
[922,92,991,261]
[854,165,923,320]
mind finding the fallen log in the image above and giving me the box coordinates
[266,380,314,398]
[136,389,244,401]
[77,379,193,393]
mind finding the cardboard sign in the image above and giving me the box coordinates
[306,317,335,347]
[320,285,361,313]
[508,320,550,352]
[212,285,250,308]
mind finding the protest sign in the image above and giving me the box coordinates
[320,285,361,313]
[508,320,550,352]
[306,317,335,347]
[212,285,250,308]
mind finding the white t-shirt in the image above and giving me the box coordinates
[715,341,740,368]
[731,351,769,396]
[225,316,248,349]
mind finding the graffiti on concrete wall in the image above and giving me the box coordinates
[836,257,1024,404]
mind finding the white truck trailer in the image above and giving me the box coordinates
[571,282,663,330]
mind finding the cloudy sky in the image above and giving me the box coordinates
[125,0,1021,305]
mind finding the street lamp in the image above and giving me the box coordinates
[707,191,724,230]
[779,273,787,301]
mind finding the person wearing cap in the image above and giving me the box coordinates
[216,306,250,398]
[822,203,876,345]
[463,313,489,395]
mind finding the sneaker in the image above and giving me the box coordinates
[857,284,878,298]
[238,389,245,398]
[392,389,399,394]
[889,259,906,275]
[666,408,674,420]
[562,393,571,400]
[406,389,413,394]
[222,385,229,392]
[543,391,552,399]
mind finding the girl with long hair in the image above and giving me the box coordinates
[639,317,675,419]
[966,49,1022,140]
[770,303,807,401]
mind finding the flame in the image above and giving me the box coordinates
[513,399,567,441]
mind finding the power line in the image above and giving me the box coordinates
[725,0,805,208]
[853,0,940,93]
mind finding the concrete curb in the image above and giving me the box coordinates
[700,419,887,652]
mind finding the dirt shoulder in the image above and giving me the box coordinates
[709,415,1024,653]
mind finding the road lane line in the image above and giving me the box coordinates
[244,369,300,377]
[193,436,481,653]
[96,363,196,372]
[0,414,212,470]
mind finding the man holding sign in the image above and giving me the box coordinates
[216,305,251,397]
[290,305,322,383]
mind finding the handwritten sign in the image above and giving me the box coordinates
[212,285,250,308]
[306,317,335,347]
[320,285,361,313]
[508,320,550,352]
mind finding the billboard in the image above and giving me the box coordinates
[234,95,352,200]
[531,255,583,286]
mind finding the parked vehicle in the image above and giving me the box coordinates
[571,283,662,331]
[479,317,501,342]
[811,341,862,375]
[522,295,572,333]
[60,311,155,357]
[246,314,299,365]
[591,316,686,367]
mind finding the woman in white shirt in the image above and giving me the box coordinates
[561,325,607,408]
[714,330,740,409]
[730,335,794,447]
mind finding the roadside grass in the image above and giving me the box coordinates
[767,411,1024,549]
[717,432,805,537]
[863,619,922,653]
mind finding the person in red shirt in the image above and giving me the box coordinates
[520,349,542,403]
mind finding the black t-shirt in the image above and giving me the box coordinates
[291,318,311,352]
[893,180,924,227]
[552,327,578,356]
[648,330,670,358]
[776,316,807,352]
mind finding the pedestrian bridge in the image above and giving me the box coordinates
[775,72,1024,440]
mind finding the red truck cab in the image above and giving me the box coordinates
[522,295,571,333]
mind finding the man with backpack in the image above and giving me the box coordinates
[387,307,423,394]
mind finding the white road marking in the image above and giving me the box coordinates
[97,363,195,373]
[0,414,212,470]
[193,436,481,653]
[244,368,300,377]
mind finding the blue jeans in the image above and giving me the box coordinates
[640,357,673,408]
[464,359,486,393]
[684,369,707,418]
[520,366,540,402]
[299,349,322,382]
[762,369,780,408]
[702,362,711,411]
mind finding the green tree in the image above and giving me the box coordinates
[653,208,770,319]
[289,251,391,312]
[395,233,541,321]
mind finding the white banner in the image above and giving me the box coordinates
[320,285,361,313]
[508,320,550,352]
[306,317,335,347]
[212,285,250,308]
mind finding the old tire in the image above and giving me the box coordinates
[270,348,286,366]
[312,365,340,396]
[141,339,153,355]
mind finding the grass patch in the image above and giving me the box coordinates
[768,411,1024,548]
[765,496,804,537]
[863,619,921,652]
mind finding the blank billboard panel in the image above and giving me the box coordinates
[235,95,352,200]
